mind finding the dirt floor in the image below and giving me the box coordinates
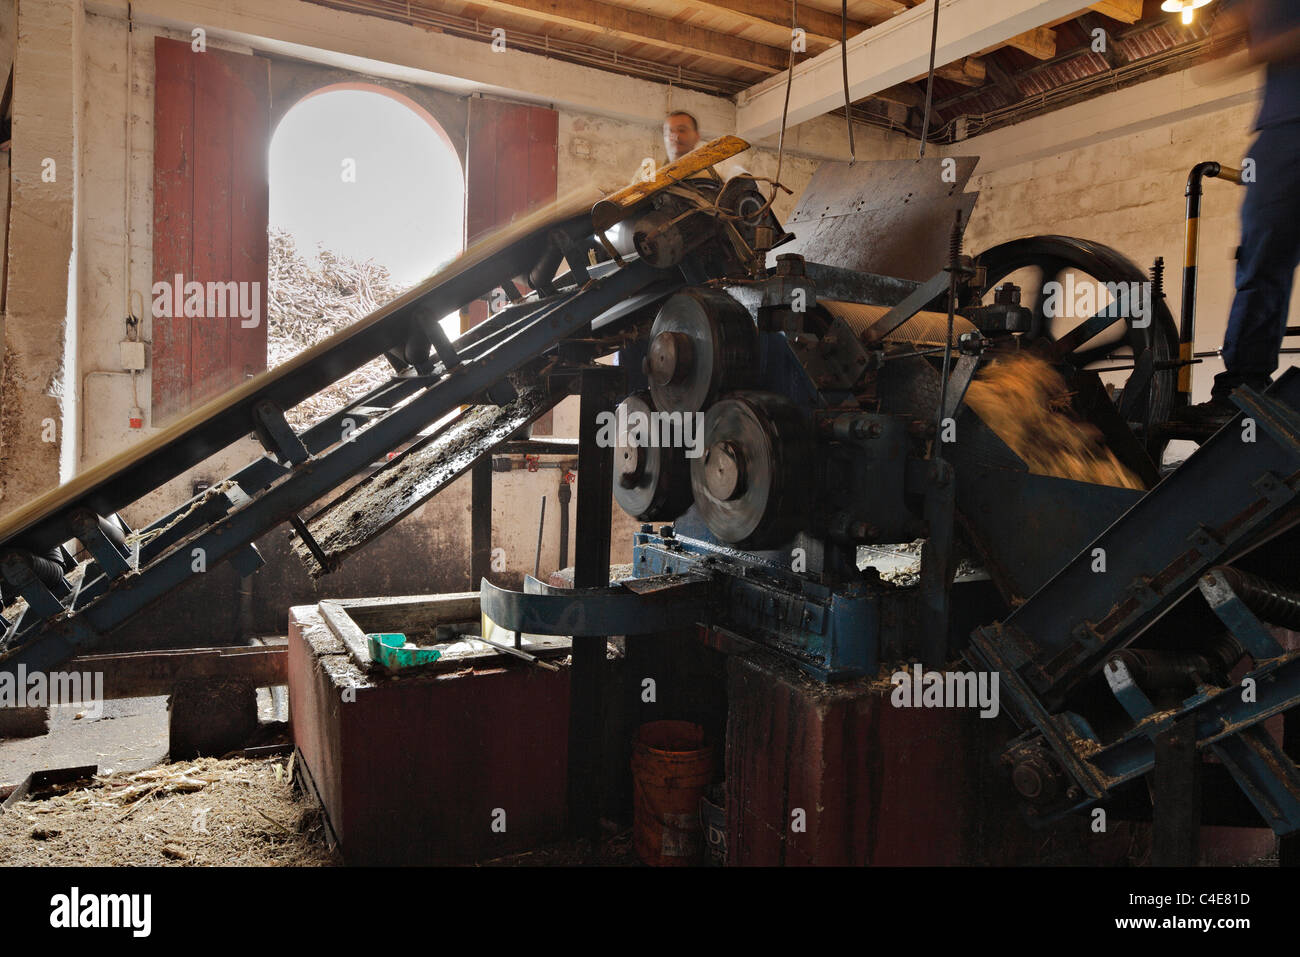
[0,754,337,866]
[477,824,640,866]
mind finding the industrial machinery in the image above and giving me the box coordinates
[5,136,1300,857]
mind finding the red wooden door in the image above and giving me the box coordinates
[464,97,558,430]
[152,38,270,423]
[465,97,558,246]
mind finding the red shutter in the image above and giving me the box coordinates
[464,97,558,430]
[465,97,558,246]
[152,37,269,423]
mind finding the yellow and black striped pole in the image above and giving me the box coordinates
[1181,161,1243,403]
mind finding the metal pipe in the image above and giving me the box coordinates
[533,495,547,579]
[558,478,571,570]
[1181,161,1244,402]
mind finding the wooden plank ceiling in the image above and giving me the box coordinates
[303,0,1230,141]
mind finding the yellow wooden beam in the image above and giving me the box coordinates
[592,135,751,231]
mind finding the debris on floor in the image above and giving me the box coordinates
[0,755,337,866]
[477,821,638,866]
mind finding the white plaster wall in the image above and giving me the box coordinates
[0,0,14,296]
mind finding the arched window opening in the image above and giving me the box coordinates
[268,86,464,428]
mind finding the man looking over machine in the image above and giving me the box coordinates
[1187,0,1300,420]
[664,110,702,163]
[661,110,749,180]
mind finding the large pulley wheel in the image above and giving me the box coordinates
[646,288,757,414]
[974,236,1179,458]
[690,392,809,548]
[611,392,694,522]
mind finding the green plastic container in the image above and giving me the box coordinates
[366,632,442,670]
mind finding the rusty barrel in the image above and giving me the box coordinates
[631,720,714,866]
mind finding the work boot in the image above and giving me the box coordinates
[1178,372,1271,424]
[1175,395,1238,424]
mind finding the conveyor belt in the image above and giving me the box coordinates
[0,188,598,555]
[965,371,1300,834]
[294,370,560,576]
[0,189,680,675]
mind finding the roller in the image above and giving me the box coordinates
[820,300,977,346]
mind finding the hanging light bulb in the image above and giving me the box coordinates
[1160,0,1213,26]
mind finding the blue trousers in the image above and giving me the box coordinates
[1214,120,1300,398]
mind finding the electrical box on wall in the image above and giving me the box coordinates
[120,340,147,371]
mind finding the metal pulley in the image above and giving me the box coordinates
[690,392,810,548]
[646,288,757,414]
[611,392,694,522]
[631,207,714,268]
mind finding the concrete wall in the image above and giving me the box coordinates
[954,67,1285,404]
[1,0,82,514]
[0,0,14,319]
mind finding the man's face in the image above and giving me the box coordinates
[664,114,700,162]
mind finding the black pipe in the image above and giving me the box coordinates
[1181,161,1244,401]
[1112,639,1240,691]
[1212,566,1300,631]
[558,478,571,570]
[0,548,67,607]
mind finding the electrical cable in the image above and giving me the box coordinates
[841,0,855,163]
[934,209,963,439]
[773,0,798,202]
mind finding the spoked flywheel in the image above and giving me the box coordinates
[973,236,1180,461]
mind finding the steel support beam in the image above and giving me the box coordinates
[471,456,494,589]
[736,0,1086,142]
[566,369,619,840]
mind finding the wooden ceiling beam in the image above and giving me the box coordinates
[982,56,1024,102]
[737,0,1089,141]
[465,0,789,73]
[925,56,987,86]
[1088,0,1143,24]
[859,0,911,16]
[679,0,871,46]
[1000,25,1058,59]
[871,81,926,108]
[1076,11,1124,67]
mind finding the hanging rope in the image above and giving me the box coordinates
[918,0,942,157]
